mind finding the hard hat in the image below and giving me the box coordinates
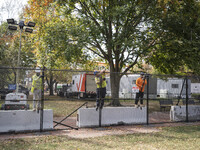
[35,67,41,73]
[94,71,99,75]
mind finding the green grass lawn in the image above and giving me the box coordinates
[0,125,200,150]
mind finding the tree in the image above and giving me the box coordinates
[57,0,184,105]
[23,0,89,95]
[147,0,200,75]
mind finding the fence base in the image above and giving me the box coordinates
[77,107,147,128]
[170,105,200,121]
[0,109,53,133]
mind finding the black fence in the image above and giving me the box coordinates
[1,67,200,132]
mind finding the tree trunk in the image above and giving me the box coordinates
[55,82,58,93]
[46,71,55,96]
[110,71,121,106]
[49,73,54,96]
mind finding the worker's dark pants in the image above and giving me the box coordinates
[96,87,106,108]
[135,91,144,105]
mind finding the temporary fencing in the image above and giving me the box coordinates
[0,66,200,132]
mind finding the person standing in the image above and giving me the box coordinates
[94,70,107,111]
[135,72,147,107]
[31,67,42,111]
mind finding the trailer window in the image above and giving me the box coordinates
[172,84,178,88]
[132,80,136,84]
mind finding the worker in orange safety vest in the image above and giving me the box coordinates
[135,72,147,107]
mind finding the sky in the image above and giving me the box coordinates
[0,0,28,23]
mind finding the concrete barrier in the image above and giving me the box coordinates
[0,109,53,133]
[170,105,200,121]
[77,107,146,128]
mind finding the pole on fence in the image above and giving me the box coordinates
[99,104,102,127]
[186,76,188,122]
[99,78,102,127]
[146,74,149,125]
[40,66,45,132]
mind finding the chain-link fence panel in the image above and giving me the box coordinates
[1,67,200,132]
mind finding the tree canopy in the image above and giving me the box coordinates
[54,0,200,105]
[148,0,200,75]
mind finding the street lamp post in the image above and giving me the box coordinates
[7,19,36,93]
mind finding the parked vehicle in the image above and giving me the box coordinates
[67,73,96,99]
[56,84,68,97]
[1,92,29,110]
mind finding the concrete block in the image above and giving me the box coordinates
[0,109,53,133]
[170,105,200,121]
[77,107,146,128]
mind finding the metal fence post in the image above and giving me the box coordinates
[99,104,102,127]
[146,74,149,125]
[99,76,102,127]
[186,76,188,122]
[40,66,45,132]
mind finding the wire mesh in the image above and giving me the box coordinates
[1,67,200,132]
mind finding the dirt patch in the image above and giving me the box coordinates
[64,126,160,139]
[0,124,160,140]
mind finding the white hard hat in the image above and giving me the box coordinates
[35,67,41,73]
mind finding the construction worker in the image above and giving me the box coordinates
[135,72,147,107]
[31,67,42,111]
[94,70,107,111]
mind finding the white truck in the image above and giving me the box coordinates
[66,73,97,99]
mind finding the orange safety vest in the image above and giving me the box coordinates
[136,77,147,92]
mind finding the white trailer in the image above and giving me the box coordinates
[157,78,191,98]
[106,75,191,99]
[68,73,191,99]
[106,74,157,99]
[70,73,96,98]
[191,83,200,94]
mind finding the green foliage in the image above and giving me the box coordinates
[23,0,93,94]
[57,0,161,72]
[147,0,200,75]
